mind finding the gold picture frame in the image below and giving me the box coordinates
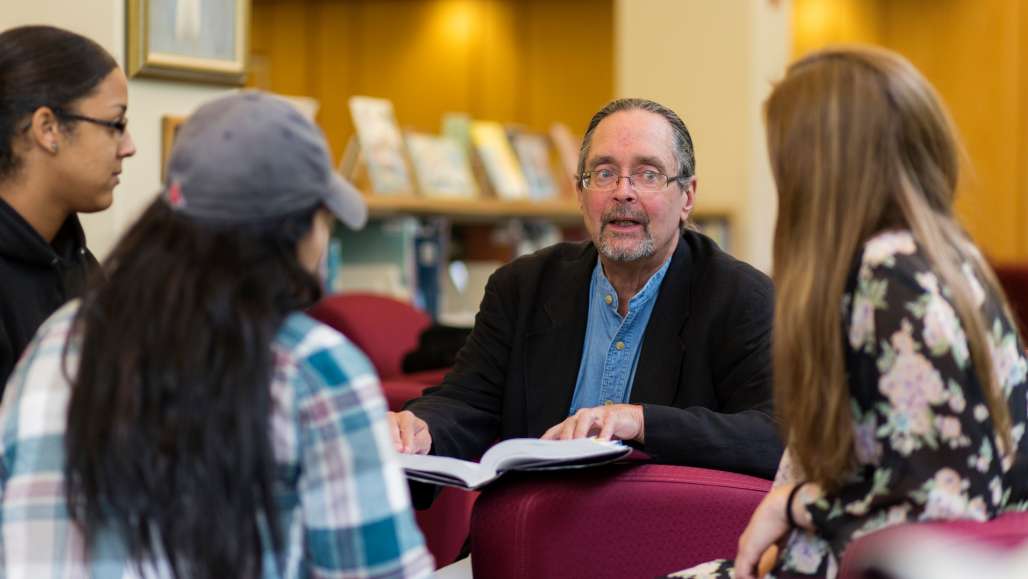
[161,115,186,182]
[127,0,250,85]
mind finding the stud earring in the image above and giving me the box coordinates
[50,143,58,153]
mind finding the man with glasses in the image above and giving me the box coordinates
[391,98,781,488]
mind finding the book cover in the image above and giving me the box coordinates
[511,131,558,201]
[441,112,473,153]
[398,438,636,490]
[348,96,413,195]
[549,122,582,195]
[470,121,528,200]
[405,132,479,199]
[412,218,448,319]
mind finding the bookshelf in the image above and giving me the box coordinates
[363,195,583,224]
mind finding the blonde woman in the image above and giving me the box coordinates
[670,47,1028,579]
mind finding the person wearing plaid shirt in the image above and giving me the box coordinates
[0,91,434,578]
[0,303,433,578]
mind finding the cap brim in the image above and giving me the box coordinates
[324,172,368,230]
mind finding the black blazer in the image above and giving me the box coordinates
[405,230,783,481]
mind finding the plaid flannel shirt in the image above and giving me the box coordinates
[0,301,433,578]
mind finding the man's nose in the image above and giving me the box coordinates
[611,175,638,202]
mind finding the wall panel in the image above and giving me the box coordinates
[250,0,614,161]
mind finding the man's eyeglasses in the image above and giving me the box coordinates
[54,110,128,135]
[579,168,685,193]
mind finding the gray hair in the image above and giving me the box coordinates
[575,98,696,191]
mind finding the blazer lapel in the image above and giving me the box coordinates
[523,244,595,435]
[630,234,692,407]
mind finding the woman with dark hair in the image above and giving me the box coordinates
[0,25,136,386]
[669,47,1027,579]
[0,92,433,578]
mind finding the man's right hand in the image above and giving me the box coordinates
[387,410,432,454]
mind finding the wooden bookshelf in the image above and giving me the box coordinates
[362,195,584,224]
[362,193,736,233]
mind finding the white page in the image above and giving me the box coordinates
[397,453,498,489]
[480,438,627,472]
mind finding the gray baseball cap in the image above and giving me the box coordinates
[163,90,367,229]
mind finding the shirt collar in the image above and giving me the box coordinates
[592,256,673,315]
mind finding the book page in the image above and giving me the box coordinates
[397,453,498,489]
[480,438,628,473]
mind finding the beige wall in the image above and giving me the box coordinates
[1,1,231,259]
[615,0,790,272]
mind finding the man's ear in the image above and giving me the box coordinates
[679,175,697,225]
[28,107,62,154]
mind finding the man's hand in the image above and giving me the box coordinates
[387,410,432,454]
[540,403,645,443]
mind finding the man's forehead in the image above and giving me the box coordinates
[587,109,676,167]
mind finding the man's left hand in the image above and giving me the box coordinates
[540,403,645,443]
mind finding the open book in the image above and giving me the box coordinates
[398,438,635,490]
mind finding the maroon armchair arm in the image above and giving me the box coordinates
[470,464,772,579]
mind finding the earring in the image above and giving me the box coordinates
[50,143,58,153]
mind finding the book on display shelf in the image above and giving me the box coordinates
[348,95,413,195]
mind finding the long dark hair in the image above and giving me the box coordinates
[0,25,117,180]
[64,198,323,578]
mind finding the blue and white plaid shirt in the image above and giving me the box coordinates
[0,302,433,578]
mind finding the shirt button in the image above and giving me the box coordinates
[615,341,625,350]
[604,294,613,305]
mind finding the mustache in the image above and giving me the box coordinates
[601,206,649,226]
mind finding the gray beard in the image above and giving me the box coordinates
[597,229,656,262]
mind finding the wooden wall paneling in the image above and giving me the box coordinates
[1020,0,1028,258]
[792,0,1028,260]
[311,0,359,159]
[251,0,615,189]
[882,0,1022,262]
[522,0,614,136]
[791,0,885,58]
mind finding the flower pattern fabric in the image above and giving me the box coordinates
[668,230,1028,579]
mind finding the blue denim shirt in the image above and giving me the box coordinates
[568,256,672,415]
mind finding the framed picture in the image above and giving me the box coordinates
[161,115,186,182]
[127,0,250,85]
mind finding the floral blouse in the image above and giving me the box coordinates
[670,230,1028,579]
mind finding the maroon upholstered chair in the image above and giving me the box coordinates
[308,292,474,567]
[470,464,772,578]
[308,293,448,410]
[308,293,447,395]
[838,511,1028,579]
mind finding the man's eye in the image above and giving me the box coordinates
[639,171,660,183]
[596,169,615,179]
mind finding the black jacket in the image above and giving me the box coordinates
[0,197,99,388]
[405,230,783,491]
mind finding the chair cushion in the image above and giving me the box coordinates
[470,464,771,579]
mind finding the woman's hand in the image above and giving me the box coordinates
[734,484,794,579]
